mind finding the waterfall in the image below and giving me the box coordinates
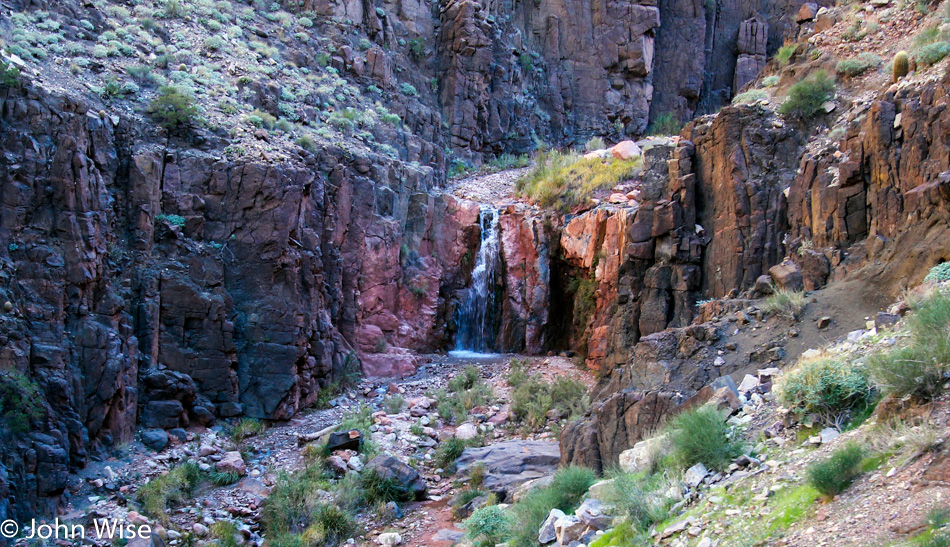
[455,206,502,352]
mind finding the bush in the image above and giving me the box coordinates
[667,406,744,471]
[776,355,871,424]
[261,465,356,546]
[399,82,417,96]
[646,112,683,136]
[807,442,865,497]
[732,89,768,105]
[925,263,950,282]
[506,466,596,547]
[510,372,588,431]
[836,53,880,77]
[464,505,512,547]
[516,149,642,212]
[137,463,203,523]
[438,366,494,423]
[0,370,44,433]
[148,86,198,132]
[436,436,483,469]
[761,289,806,319]
[585,136,606,151]
[868,291,950,401]
[599,471,669,532]
[916,42,950,66]
[383,394,404,414]
[208,470,241,486]
[775,45,796,65]
[779,70,835,119]
[0,61,23,88]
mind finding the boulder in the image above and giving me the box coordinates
[554,514,587,546]
[704,386,741,414]
[587,479,616,500]
[754,274,774,295]
[142,429,169,451]
[796,2,818,22]
[575,498,611,530]
[737,374,759,393]
[456,441,560,500]
[364,455,427,500]
[618,434,669,473]
[216,451,247,476]
[769,262,804,292]
[538,508,565,544]
[455,423,478,440]
[684,462,708,487]
[611,140,642,161]
[376,532,402,545]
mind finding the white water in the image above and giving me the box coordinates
[447,350,501,359]
[454,206,502,351]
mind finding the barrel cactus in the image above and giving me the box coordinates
[893,51,910,82]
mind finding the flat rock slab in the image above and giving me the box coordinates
[456,440,560,500]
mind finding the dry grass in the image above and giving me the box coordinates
[516,149,642,211]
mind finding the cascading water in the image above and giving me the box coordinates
[454,206,502,352]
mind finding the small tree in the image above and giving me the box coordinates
[148,86,198,132]
[0,61,22,88]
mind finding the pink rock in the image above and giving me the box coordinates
[611,140,642,160]
[216,451,247,476]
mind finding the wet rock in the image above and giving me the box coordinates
[875,312,900,330]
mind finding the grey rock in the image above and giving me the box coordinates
[684,463,708,488]
[574,498,611,530]
[364,455,427,500]
[538,508,565,544]
[456,441,560,501]
[142,429,169,451]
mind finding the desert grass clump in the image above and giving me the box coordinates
[868,290,950,401]
[137,462,203,523]
[516,149,642,211]
[230,418,266,441]
[775,44,796,65]
[599,470,670,532]
[383,394,404,414]
[761,289,807,319]
[893,50,911,82]
[666,406,744,471]
[807,442,865,497]
[779,70,835,119]
[509,370,589,431]
[436,436,484,470]
[776,354,871,425]
[585,136,606,151]
[464,505,512,547]
[261,465,359,546]
[836,53,881,77]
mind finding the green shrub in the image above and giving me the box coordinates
[779,70,835,119]
[647,112,683,136]
[868,291,950,401]
[137,463,203,523]
[0,370,44,433]
[807,442,865,497]
[231,418,266,441]
[667,406,744,471]
[585,136,606,151]
[148,86,198,132]
[338,404,373,432]
[916,42,950,66]
[383,394,404,414]
[925,263,950,282]
[359,469,412,504]
[599,471,669,532]
[732,89,768,105]
[776,355,871,424]
[507,466,596,547]
[0,61,23,88]
[762,75,780,87]
[516,149,642,212]
[261,465,356,546]
[761,289,806,319]
[211,521,241,547]
[449,365,482,392]
[399,82,417,96]
[436,436,483,469]
[208,470,241,486]
[510,373,589,431]
[775,45,796,66]
[836,53,880,77]
[464,505,512,547]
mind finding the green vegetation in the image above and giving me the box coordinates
[836,53,880,77]
[868,290,950,401]
[508,362,589,431]
[776,354,871,426]
[779,70,835,119]
[383,394,405,414]
[137,462,203,524]
[761,288,806,320]
[148,86,199,132]
[0,370,44,434]
[435,436,483,470]
[435,365,494,423]
[647,112,683,136]
[338,404,374,433]
[261,465,356,547]
[732,88,768,105]
[585,136,606,151]
[925,262,950,282]
[230,418,266,442]
[399,82,417,96]
[806,442,866,497]
[666,406,744,472]
[465,505,512,547]
[911,506,950,546]
[504,466,597,547]
[0,61,23,88]
[598,470,670,533]
[913,26,950,67]
[208,470,241,486]
[762,75,780,87]
[516,149,642,212]
[774,45,796,66]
